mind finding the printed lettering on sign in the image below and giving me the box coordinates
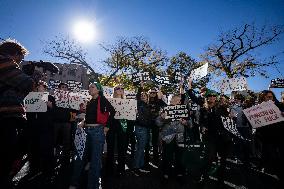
[243,101,284,129]
[270,78,284,88]
[67,80,83,92]
[154,75,171,86]
[164,105,189,121]
[132,72,151,85]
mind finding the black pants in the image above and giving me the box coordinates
[106,124,127,174]
[126,120,136,159]
[145,122,160,164]
[0,118,28,189]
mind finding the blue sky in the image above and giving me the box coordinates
[0,0,284,98]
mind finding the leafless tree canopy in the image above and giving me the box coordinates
[43,35,96,74]
[201,24,284,78]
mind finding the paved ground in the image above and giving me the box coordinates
[12,147,282,189]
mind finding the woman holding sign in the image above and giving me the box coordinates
[105,84,128,177]
[69,82,115,189]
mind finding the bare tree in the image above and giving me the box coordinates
[201,24,284,78]
[43,35,96,74]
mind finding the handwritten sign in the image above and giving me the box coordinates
[78,90,92,101]
[132,72,151,84]
[154,75,171,86]
[270,78,284,88]
[190,63,208,80]
[24,92,49,112]
[221,116,246,140]
[107,98,137,120]
[54,90,84,110]
[164,105,189,121]
[103,86,114,97]
[243,101,284,129]
[125,90,137,99]
[48,79,62,90]
[67,80,83,92]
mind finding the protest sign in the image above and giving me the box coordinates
[125,90,137,99]
[48,79,62,90]
[219,77,247,94]
[24,92,49,112]
[103,86,114,97]
[164,105,189,121]
[270,78,284,88]
[69,92,84,110]
[243,101,284,129]
[154,75,171,86]
[78,90,92,101]
[67,80,83,92]
[54,89,70,109]
[190,63,208,80]
[107,98,137,120]
[132,72,151,84]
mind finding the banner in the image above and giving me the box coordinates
[190,63,208,80]
[107,98,137,120]
[164,105,189,121]
[243,101,284,129]
[270,78,284,88]
[132,72,151,84]
[74,126,87,160]
[221,116,246,140]
[24,92,49,112]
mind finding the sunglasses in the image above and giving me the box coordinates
[115,87,124,90]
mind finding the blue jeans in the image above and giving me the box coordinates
[133,126,149,169]
[70,126,105,189]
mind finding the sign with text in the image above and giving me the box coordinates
[270,78,284,88]
[48,79,62,90]
[54,90,84,110]
[125,90,137,99]
[221,116,246,140]
[24,92,49,112]
[219,77,247,94]
[103,86,114,97]
[243,101,284,129]
[132,72,151,84]
[67,80,83,92]
[164,105,189,121]
[107,98,137,120]
[190,63,208,80]
[154,75,171,86]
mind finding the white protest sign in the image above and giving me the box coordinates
[48,79,62,90]
[125,90,137,99]
[219,77,247,94]
[103,86,114,97]
[243,101,284,129]
[78,90,92,101]
[164,105,189,121]
[24,92,49,112]
[107,98,137,120]
[54,90,70,109]
[190,63,208,80]
[74,126,87,160]
[69,92,84,110]
[67,80,83,92]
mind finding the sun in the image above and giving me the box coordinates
[73,20,96,43]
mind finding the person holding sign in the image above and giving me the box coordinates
[198,91,232,188]
[156,94,192,180]
[255,90,284,183]
[132,82,152,175]
[105,85,128,177]
[0,39,35,188]
[70,82,115,189]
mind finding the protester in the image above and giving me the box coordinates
[132,82,152,175]
[69,82,115,189]
[105,84,128,176]
[0,39,34,189]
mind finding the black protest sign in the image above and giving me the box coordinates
[154,75,171,86]
[48,79,62,90]
[270,78,284,88]
[67,80,83,92]
[164,105,189,121]
[132,72,151,85]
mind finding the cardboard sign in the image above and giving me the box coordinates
[243,101,284,129]
[74,126,87,160]
[190,63,208,80]
[219,77,247,94]
[107,98,137,120]
[132,72,151,84]
[67,80,83,92]
[164,105,189,121]
[24,92,49,112]
[221,116,246,140]
[154,75,171,86]
[270,78,284,88]
[54,90,84,110]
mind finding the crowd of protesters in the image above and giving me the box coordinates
[0,39,284,189]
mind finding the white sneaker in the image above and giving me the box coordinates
[139,168,150,173]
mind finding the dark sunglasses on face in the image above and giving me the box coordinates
[115,87,124,90]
